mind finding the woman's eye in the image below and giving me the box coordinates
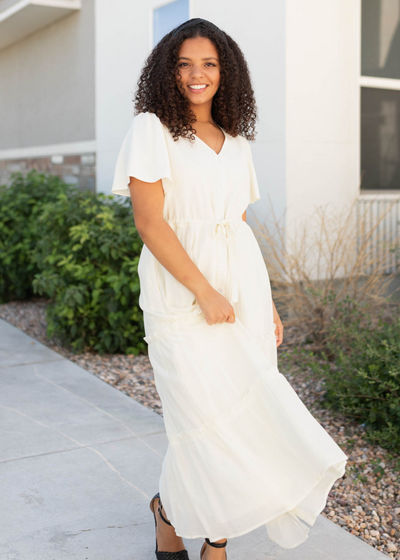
[177,62,217,67]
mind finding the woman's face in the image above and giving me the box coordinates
[175,36,221,107]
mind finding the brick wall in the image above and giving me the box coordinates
[0,153,96,192]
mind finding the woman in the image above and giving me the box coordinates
[111,18,348,560]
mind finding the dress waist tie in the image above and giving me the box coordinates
[212,219,242,305]
[165,217,243,306]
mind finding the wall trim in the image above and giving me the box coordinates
[356,0,361,196]
[359,76,400,91]
[0,0,81,23]
[0,140,96,161]
[358,192,400,200]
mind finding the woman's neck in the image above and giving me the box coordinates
[189,103,213,124]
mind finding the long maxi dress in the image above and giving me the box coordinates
[111,111,348,549]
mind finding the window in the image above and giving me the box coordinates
[153,0,189,48]
[360,0,400,191]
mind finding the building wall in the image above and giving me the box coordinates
[95,0,287,228]
[0,0,95,150]
[0,153,96,192]
[95,0,153,199]
[0,0,361,251]
[285,0,360,237]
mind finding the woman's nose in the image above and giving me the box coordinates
[189,65,203,77]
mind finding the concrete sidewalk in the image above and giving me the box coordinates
[0,318,387,560]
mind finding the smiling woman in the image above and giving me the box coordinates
[111,17,348,560]
[134,19,257,142]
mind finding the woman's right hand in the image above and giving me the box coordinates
[195,285,236,326]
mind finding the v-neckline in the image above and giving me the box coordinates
[194,125,227,157]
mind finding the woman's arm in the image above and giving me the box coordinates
[129,176,236,325]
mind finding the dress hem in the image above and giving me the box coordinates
[170,457,347,546]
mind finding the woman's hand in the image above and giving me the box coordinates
[195,286,236,325]
[272,298,284,347]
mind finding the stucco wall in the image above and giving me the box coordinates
[285,0,360,233]
[0,0,95,150]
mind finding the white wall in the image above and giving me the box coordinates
[285,0,360,238]
[95,0,152,197]
[95,0,287,231]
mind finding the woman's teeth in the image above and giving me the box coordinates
[188,84,207,92]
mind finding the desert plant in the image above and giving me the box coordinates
[250,195,400,351]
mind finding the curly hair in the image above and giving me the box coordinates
[133,18,258,142]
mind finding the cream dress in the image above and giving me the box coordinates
[111,111,348,549]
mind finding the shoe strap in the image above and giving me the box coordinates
[158,501,172,526]
[205,538,227,548]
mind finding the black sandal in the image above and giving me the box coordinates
[149,492,190,559]
[200,538,227,560]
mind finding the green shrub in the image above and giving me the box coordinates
[0,171,70,303]
[0,171,146,355]
[308,299,400,453]
[32,188,146,355]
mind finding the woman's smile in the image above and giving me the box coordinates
[188,84,209,93]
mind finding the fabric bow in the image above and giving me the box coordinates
[212,220,242,304]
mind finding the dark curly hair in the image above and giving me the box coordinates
[133,18,258,142]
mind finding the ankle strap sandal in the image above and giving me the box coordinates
[149,492,190,559]
[200,537,228,560]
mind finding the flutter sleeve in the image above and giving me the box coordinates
[243,136,261,204]
[111,112,173,197]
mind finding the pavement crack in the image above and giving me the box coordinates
[87,446,150,499]
[0,405,150,499]
[76,522,149,533]
[0,405,82,446]
[0,357,65,369]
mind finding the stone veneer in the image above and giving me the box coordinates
[0,153,96,192]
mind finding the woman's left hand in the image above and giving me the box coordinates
[272,298,284,347]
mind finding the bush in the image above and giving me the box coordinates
[0,171,70,303]
[0,170,146,355]
[32,187,146,355]
[251,197,400,351]
[308,299,400,453]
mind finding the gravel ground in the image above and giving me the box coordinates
[1,297,399,558]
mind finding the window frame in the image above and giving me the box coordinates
[149,0,192,51]
[358,0,400,195]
